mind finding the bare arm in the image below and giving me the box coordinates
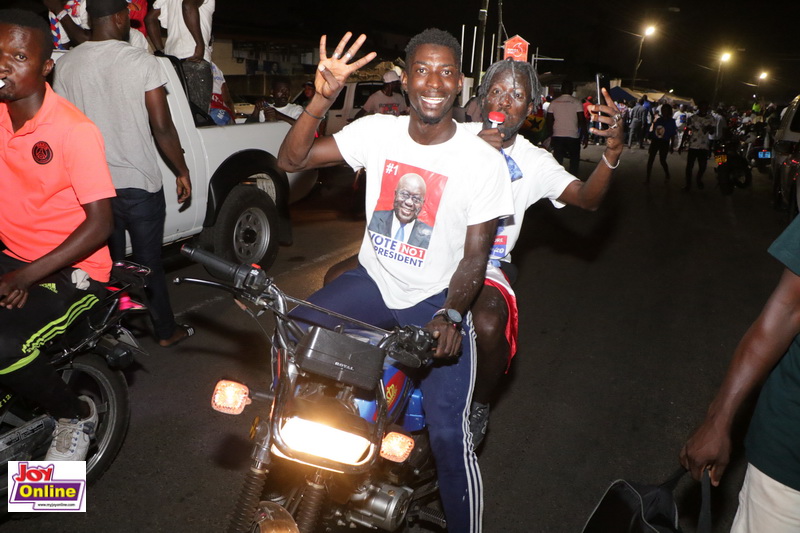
[182,0,206,62]
[42,0,90,45]
[145,86,191,202]
[558,88,623,210]
[0,199,113,309]
[57,16,90,46]
[144,2,165,52]
[425,219,497,358]
[220,82,235,116]
[680,267,800,485]
[272,109,297,126]
[277,32,376,172]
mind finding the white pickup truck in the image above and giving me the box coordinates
[323,80,383,134]
[53,51,318,270]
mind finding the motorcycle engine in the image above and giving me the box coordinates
[345,481,413,531]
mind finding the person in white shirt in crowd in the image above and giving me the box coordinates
[356,70,408,118]
[681,101,716,191]
[247,78,304,125]
[545,80,586,175]
[145,0,214,113]
[44,0,148,49]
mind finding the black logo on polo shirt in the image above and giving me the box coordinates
[32,141,53,165]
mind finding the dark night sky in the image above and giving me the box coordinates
[215,0,799,106]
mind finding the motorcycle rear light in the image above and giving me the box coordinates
[380,431,415,463]
[211,380,251,415]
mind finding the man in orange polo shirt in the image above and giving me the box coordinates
[0,9,116,461]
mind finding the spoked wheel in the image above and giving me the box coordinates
[251,501,300,533]
[0,354,130,495]
[60,354,130,483]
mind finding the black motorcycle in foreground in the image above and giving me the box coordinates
[0,261,148,495]
[177,245,445,533]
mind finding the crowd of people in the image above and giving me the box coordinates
[610,95,785,190]
[1,3,797,531]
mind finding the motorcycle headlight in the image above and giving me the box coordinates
[279,416,372,465]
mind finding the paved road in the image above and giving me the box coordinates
[2,144,787,532]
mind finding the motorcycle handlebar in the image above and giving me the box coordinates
[180,245,269,292]
[382,325,435,368]
[179,246,433,365]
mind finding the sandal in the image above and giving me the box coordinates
[158,324,195,348]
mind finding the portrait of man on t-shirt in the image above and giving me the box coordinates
[368,162,445,256]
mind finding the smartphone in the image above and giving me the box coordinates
[595,73,610,130]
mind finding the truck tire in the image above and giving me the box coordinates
[212,184,280,270]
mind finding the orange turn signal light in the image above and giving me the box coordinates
[212,380,252,415]
[380,431,415,463]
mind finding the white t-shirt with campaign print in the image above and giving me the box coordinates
[334,114,514,309]
[463,123,578,263]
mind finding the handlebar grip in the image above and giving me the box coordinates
[384,326,435,368]
[180,245,240,283]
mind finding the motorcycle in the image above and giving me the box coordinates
[176,245,445,533]
[0,261,148,494]
[714,139,752,194]
[738,122,772,175]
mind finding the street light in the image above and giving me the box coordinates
[631,25,656,91]
[757,71,768,95]
[712,52,731,108]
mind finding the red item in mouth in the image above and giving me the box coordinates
[488,111,506,124]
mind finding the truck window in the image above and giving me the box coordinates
[329,90,347,111]
[354,83,382,108]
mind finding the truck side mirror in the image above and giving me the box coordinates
[775,140,797,156]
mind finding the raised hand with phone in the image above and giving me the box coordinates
[589,73,624,167]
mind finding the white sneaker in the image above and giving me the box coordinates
[45,395,97,461]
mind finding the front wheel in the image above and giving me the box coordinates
[211,184,280,270]
[717,165,734,195]
[59,354,131,484]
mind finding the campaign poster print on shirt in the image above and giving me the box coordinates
[367,160,447,268]
[378,103,402,116]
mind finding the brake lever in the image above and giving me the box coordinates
[384,326,435,368]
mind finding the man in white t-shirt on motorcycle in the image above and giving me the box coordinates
[463,59,624,444]
[278,29,514,533]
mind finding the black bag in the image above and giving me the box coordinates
[581,468,711,533]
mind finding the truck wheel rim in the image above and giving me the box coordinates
[233,207,270,262]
